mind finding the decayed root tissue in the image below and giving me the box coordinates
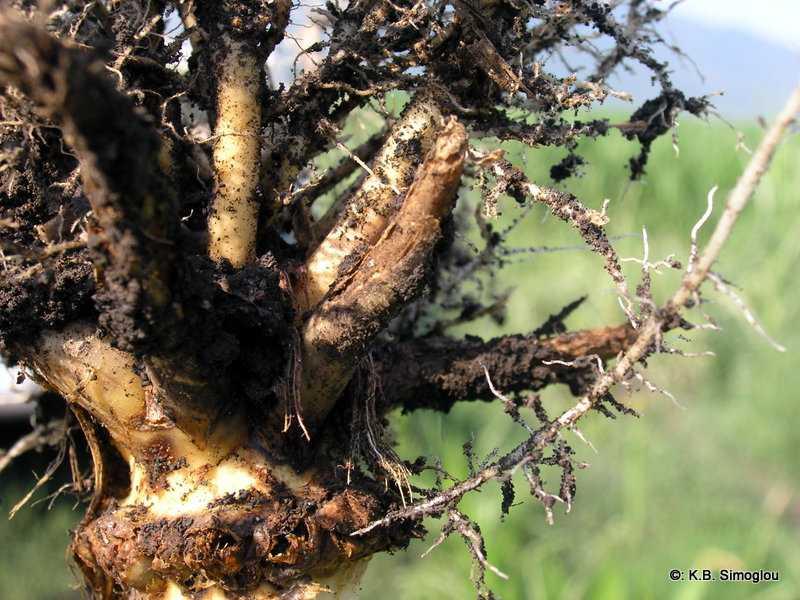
[25,326,405,599]
[298,97,443,310]
[296,117,468,433]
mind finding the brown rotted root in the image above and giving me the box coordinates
[72,485,416,598]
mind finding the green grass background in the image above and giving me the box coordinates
[2,113,798,599]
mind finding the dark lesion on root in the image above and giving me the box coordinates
[374,324,638,412]
[73,481,417,597]
[140,438,189,490]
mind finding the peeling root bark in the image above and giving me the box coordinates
[296,117,469,432]
[298,96,443,311]
[21,328,410,599]
[208,35,262,267]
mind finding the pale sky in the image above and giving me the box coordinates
[671,0,800,51]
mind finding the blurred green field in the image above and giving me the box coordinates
[2,114,798,599]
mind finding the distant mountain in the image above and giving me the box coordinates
[605,17,800,119]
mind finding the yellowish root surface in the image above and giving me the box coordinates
[208,35,262,267]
